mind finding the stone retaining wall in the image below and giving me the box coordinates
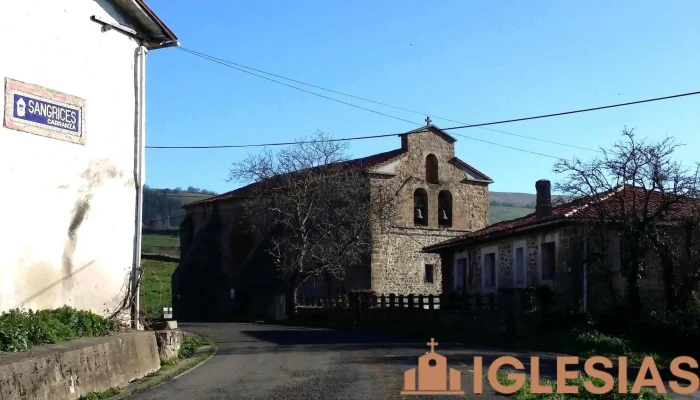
[0,331,160,400]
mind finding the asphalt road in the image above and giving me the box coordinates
[132,322,699,400]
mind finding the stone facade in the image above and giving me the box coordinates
[447,227,573,295]
[175,125,492,318]
[439,220,678,315]
[369,127,491,295]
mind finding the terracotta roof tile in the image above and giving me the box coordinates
[424,185,700,252]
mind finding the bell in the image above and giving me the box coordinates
[415,208,423,219]
[440,209,448,220]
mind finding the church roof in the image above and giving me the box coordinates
[184,124,491,208]
[184,148,406,207]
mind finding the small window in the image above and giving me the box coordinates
[541,241,556,280]
[425,264,434,283]
[483,253,496,287]
[426,154,439,184]
[438,190,452,228]
[414,188,428,226]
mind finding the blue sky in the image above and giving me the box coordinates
[144,1,700,195]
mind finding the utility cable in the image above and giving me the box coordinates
[177,47,699,153]
[179,47,598,152]
[178,47,420,126]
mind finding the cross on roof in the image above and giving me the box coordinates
[427,338,438,352]
[425,116,432,126]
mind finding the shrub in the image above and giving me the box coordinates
[0,307,116,352]
[178,335,212,360]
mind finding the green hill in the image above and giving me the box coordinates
[141,187,562,230]
[488,191,569,224]
[143,186,216,229]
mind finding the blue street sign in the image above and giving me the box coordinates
[12,93,80,134]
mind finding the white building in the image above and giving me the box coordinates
[0,0,177,325]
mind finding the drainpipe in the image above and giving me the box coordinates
[131,44,148,330]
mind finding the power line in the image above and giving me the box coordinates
[147,126,566,159]
[147,132,399,149]
[440,90,700,131]
[451,133,565,160]
[177,48,420,126]
[179,47,599,152]
[177,48,700,151]
[159,48,700,158]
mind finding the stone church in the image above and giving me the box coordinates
[172,124,492,320]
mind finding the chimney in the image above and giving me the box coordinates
[535,179,552,218]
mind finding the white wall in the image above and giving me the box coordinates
[0,0,141,315]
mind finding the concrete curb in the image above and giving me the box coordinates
[104,343,217,400]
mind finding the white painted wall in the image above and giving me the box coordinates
[0,0,142,315]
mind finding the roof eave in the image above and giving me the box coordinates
[110,0,178,49]
[449,157,494,183]
[462,178,494,184]
[401,125,457,144]
[422,218,570,253]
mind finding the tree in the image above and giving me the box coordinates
[227,131,397,319]
[554,128,700,316]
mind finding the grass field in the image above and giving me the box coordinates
[140,258,178,318]
[142,234,180,258]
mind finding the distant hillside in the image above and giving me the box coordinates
[488,191,568,224]
[142,188,566,228]
[143,186,216,229]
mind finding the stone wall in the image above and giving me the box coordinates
[388,129,490,230]
[448,226,574,294]
[372,227,464,294]
[445,223,676,314]
[369,127,490,295]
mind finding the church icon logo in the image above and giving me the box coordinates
[401,338,464,396]
[16,97,26,117]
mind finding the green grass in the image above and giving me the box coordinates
[490,205,534,224]
[140,259,178,318]
[0,307,116,353]
[142,234,179,247]
[495,371,670,399]
[79,387,121,400]
[141,234,180,258]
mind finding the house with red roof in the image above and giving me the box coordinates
[172,124,493,320]
[422,179,700,313]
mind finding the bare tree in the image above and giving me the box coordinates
[553,128,700,316]
[227,131,396,319]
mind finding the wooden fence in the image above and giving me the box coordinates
[292,289,565,340]
[297,292,499,312]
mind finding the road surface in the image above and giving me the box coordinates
[132,322,698,400]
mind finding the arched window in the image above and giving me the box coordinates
[414,188,428,226]
[438,190,452,228]
[425,154,439,184]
